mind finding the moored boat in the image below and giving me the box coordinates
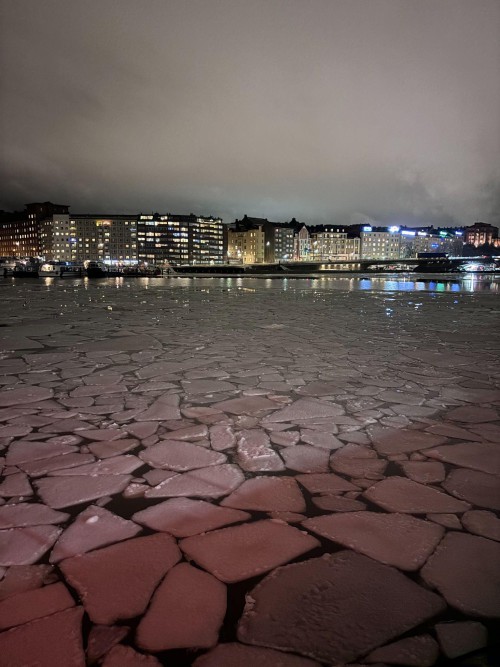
[0,257,17,277]
[39,261,84,277]
[84,260,108,278]
[13,259,40,277]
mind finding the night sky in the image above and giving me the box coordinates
[1,0,499,227]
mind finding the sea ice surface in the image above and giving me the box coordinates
[303,511,444,570]
[364,477,471,513]
[435,621,488,659]
[144,464,244,499]
[0,606,84,667]
[421,531,500,617]
[193,642,322,666]
[0,502,68,528]
[50,505,141,562]
[237,550,445,663]
[139,440,226,471]
[0,581,74,630]
[132,497,250,537]
[442,468,500,510]
[136,562,226,651]
[221,476,306,513]
[425,442,500,475]
[60,533,180,623]
[35,474,132,508]
[180,519,320,583]
[364,634,439,666]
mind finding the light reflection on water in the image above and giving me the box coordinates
[7,272,500,294]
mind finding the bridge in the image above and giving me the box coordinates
[173,256,500,275]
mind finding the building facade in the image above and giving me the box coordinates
[464,222,499,247]
[229,216,294,264]
[137,214,226,266]
[227,227,265,264]
[360,229,401,259]
[68,215,138,264]
[309,229,360,260]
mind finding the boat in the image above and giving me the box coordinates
[39,261,84,277]
[84,260,124,278]
[12,259,40,277]
[0,257,17,277]
[84,260,108,278]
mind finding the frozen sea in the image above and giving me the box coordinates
[0,273,499,666]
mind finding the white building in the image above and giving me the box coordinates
[310,230,360,260]
[360,228,401,259]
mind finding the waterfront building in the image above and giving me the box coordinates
[229,216,294,264]
[227,226,265,264]
[309,228,360,260]
[399,230,464,258]
[464,222,499,247]
[0,213,39,257]
[294,224,311,260]
[360,227,401,259]
[67,215,138,264]
[39,213,72,260]
[137,213,226,266]
[0,202,69,257]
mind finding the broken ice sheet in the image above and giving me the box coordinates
[50,505,141,563]
[5,440,78,466]
[0,564,56,601]
[193,642,322,666]
[364,477,471,514]
[221,476,306,513]
[281,445,330,472]
[303,511,444,571]
[435,621,488,659]
[101,644,161,666]
[86,624,130,664]
[330,443,387,478]
[47,454,143,476]
[0,502,69,528]
[35,474,132,509]
[0,525,62,566]
[263,397,344,423]
[0,386,54,407]
[442,468,500,510]
[366,425,447,455]
[132,498,250,537]
[136,562,226,651]
[0,472,32,497]
[0,581,74,630]
[425,442,500,475]
[0,606,84,667]
[237,550,445,664]
[421,531,500,617]
[364,634,439,666]
[60,533,180,624]
[144,464,244,499]
[180,519,319,583]
[139,440,226,471]
[461,510,500,542]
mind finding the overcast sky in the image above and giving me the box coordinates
[1,0,499,226]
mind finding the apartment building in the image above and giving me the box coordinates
[137,214,226,266]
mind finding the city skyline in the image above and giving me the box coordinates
[1,0,499,227]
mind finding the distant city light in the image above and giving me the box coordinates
[417,232,427,237]
[455,231,463,236]
[401,230,416,236]
[389,226,400,233]
[363,226,372,232]
[439,231,447,237]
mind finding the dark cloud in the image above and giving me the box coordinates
[1,0,499,225]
